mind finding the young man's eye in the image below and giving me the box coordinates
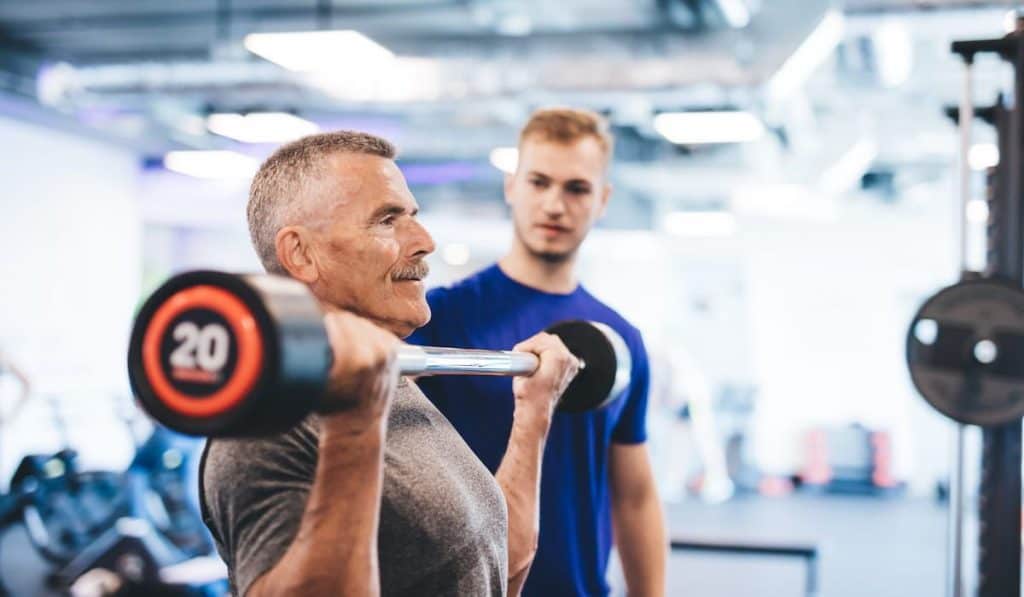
[530,179,547,188]
[567,186,590,195]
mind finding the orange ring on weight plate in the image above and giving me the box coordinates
[141,285,265,418]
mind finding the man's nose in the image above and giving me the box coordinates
[407,218,435,259]
[540,188,566,217]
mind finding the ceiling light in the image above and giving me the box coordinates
[664,211,737,237]
[966,199,989,224]
[442,243,471,266]
[310,57,442,103]
[36,62,75,107]
[714,0,751,29]
[496,13,532,36]
[653,111,765,145]
[819,139,877,194]
[969,143,999,171]
[873,20,913,88]
[768,10,844,100]
[489,147,518,173]
[163,150,259,180]
[244,30,393,73]
[1004,9,1021,34]
[207,112,319,144]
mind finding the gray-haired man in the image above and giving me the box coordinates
[201,131,579,596]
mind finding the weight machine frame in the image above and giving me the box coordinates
[946,24,1024,597]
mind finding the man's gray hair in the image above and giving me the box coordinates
[247,130,397,274]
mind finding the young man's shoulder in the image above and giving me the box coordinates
[427,265,497,301]
[575,286,643,341]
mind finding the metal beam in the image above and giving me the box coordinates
[844,0,1019,14]
[0,0,467,35]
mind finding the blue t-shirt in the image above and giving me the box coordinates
[408,264,650,597]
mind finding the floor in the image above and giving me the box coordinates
[0,493,957,597]
[655,494,947,597]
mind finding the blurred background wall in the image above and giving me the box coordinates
[3,3,1023,594]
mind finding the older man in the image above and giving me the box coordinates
[200,131,579,596]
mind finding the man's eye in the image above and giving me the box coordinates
[530,179,547,188]
[381,215,396,226]
[567,186,591,195]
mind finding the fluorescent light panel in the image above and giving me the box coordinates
[714,0,751,28]
[309,57,442,103]
[969,143,999,171]
[873,21,913,88]
[244,30,393,72]
[654,111,765,145]
[768,10,843,99]
[819,139,877,194]
[967,198,989,224]
[489,147,519,173]
[207,112,319,144]
[1005,9,1020,34]
[164,150,259,180]
[442,243,471,266]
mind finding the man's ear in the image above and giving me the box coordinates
[597,181,613,219]
[275,225,319,283]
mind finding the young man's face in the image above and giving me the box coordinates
[505,135,611,263]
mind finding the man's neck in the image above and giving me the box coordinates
[498,243,578,295]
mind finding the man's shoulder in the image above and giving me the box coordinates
[202,417,319,485]
[574,288,643,342]
[426,265,499,305]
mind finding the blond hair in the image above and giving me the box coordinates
[247,131,396,274]
[518,107,614,162]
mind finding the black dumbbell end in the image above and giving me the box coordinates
[546,320,632,413]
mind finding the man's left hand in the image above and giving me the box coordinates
[511,332,580,427]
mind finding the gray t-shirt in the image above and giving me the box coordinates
[201,379,508,596]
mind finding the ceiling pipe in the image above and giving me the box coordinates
[38,0,828,107]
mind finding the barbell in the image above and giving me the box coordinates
[127,271,632,437]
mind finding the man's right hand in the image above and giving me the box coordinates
[320,311,401,433]
[249,312,396,597]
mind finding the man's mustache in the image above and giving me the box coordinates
[392,260,430,281]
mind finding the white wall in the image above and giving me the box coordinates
[741,191,959,493]
[0,114,142,480]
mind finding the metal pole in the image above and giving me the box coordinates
[959,58,974,273]
[946,57,973,597]
[976,32,1024,597]
[397,346,542,377]
[948,423,966,597]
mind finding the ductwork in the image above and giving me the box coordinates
[39,0,830,109]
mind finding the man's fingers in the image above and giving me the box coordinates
[514,332,563,354]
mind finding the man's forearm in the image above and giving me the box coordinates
[613,494,667,597]
[495,407,550,592]
[251,417,387,596]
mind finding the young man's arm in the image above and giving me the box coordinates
[496,332,579,597]
[609,443,667,597]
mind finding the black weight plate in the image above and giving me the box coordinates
[546,320,629,413]
[907,278,1024,426]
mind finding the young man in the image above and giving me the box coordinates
[409,109,667,596]
[201,131,580,596]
